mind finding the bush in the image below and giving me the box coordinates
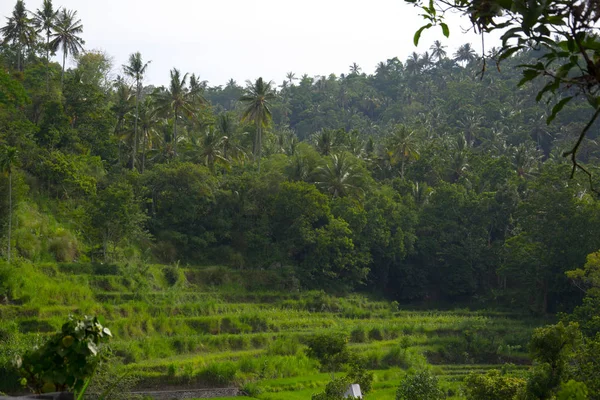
[368,327,384,341]
[305,333,349,372]
[396,370,445,400]
[464,370,526,400]
[196,362,237,386]
[350,327,367,343]
[267,336,299,356]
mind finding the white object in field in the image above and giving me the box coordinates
[344,384,363,399]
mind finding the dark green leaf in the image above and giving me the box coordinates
[547,96,573,123]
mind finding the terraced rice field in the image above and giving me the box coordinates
[0,263,545,399]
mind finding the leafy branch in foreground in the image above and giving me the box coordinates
[406,0,600,188]
[16,315,111,396]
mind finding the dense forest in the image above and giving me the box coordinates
[2,0,600,399]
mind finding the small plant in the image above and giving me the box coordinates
[396,369,445,400]
[16,315,112,397]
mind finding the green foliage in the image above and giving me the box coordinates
[557,380,589,400]
[17,315,112,394]
[305,333,349,373]
[464,369,526,400]
[395,369,445,400]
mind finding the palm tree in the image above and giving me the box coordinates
[405,52,422,75]
[50,8,85,86]
[349,62,361,75]
[316,153,364,198]
[387,125,420,178]
[138,97,160,173]
[123,52,151,171]
[153,68,197,156]
[1,146,17,263]
[32,0,58,91]
[1,1,36,71]
[239,77,276,172]
[286,72,296,86]
[430,40,447,62]
[454,43,477,65]
[314,129,335,156]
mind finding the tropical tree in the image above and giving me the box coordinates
[50,8,85,86]
[286,72,296,85]
[123,51,151,170]
[454,43,477,65]
[1,0,36,71]
[316,153,365,198]
[239,77,276,172]
[387,125,421,178]
[153,68,197,156]
[430,40,447,61]
[349,62,361,75]
[32,0,59,91]
[138,97,160,173]
[0,146,18,263]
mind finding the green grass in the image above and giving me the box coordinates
[0,261,546,398]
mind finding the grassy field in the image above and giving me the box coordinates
[0,261,545,399]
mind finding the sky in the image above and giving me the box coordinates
[1,0,498,87]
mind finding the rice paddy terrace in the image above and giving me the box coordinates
[0,262,546,399]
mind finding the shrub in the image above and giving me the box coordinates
[196,362,237,386]
[396,370,445,400]
[350,327,367,343]
[305,333,349,372]
[464,370,526,400]
[267,336,299,356]
[368,327,384,341]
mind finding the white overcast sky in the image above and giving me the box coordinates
[1,0,498,87]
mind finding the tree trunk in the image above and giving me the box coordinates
[256,121,262,173]
[142,128,147,173]
[46,33,50,92]
[132,83,140,170]
[61,50,66,87]
[17,44,21,71]
[173,108,178,156]
[7,170,12,264]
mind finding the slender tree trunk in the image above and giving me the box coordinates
[173,107,179,156]
[142,128,147,173]
[61,50,67,87]
[132,83,140,170]
[256,122,262,173]
[46,33,50,93]
[7,170,12,264]
[17,44,21,71]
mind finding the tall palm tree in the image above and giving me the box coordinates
[349,62,361,75]
[1,146,17,263]
[316,153,364,198]
[123,52,151,171]
[405,52,422,75]
[1,1,36,71]
[33,0,58,91]
[314,129,335,156]
[430,40,447,62]
[286,72,296,86]
[50,8,85,86]
[454,43,477,65]
[387,125,420,178]
[153,68,196,156]
[239,77,276,172]
[138,97,160,173]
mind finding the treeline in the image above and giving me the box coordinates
[2,0,600,314]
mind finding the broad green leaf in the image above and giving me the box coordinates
[414,24,432,46]
[547,96,573,123]
[440,22,449,38]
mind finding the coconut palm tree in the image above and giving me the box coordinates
[138,97,160,173]
[153,68,197,156]
[313,129,335,156]
[286,72,296,86]
[32,0,58,91]
[1,146,17,263]
[50,8,84,86]
[1,1,36,71]
[123,52,151,171]
[316,152,364,198]
[239,77,276,172]
[430,40,447,62]
[454,43,477,65]
[387,125,420,178]
[349,62,361,75]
